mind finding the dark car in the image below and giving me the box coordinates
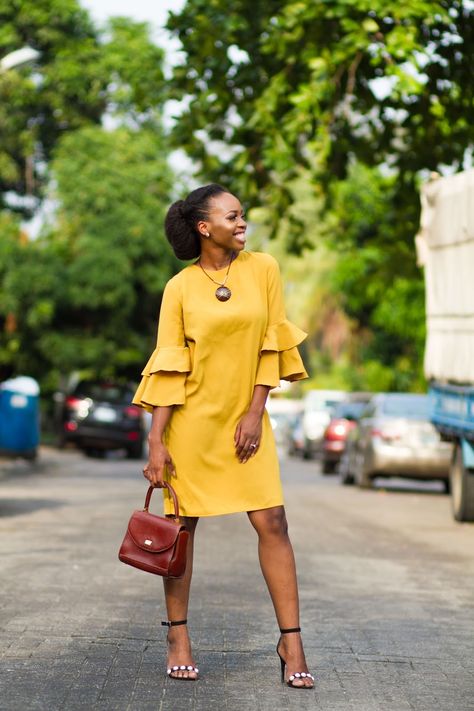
[57,381,145,458]
[321,400,369,474]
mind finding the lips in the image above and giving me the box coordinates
[235,231,246,243]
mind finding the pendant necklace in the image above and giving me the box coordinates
[198,252,235,301]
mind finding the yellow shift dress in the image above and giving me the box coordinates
[133,251,308,517]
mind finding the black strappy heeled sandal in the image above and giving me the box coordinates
[162,619,199,680]
[276,626,314,689]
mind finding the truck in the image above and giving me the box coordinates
[416,169,474,521]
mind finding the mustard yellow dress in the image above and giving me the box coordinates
[133,251,307,517]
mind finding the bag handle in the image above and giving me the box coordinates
[143,482,180,520]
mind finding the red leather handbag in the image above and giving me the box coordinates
[118,482,189,578]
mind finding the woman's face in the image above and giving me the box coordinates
[199,192,247,252]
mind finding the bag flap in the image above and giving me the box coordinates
[127,510,182,553]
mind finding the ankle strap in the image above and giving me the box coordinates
[279,626,301,634]
[161,619,187,627]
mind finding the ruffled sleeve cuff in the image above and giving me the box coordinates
[255,320,308,388]
[132,346,191,411]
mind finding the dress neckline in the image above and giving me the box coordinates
[194,251,243,273]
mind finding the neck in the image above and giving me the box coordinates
[199,248,234,271]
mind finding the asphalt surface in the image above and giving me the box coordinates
[0,447,473,711]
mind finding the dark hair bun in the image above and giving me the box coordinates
[164,200,200,260]
[164,184,229,261]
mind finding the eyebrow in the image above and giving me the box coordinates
[225,208,243,215]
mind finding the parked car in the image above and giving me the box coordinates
[321,398,370,474]
[287,414,305,457]
[56,381,145,459]
[266,397,303,449]
[301,389,346,459]
[339,393,452,489]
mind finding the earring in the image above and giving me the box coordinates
[204,232,210,237]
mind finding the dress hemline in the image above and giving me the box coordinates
[163,498,285,518]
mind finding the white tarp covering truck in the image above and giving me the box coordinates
[416,169,474,521]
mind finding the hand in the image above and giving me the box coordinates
[143,441,176,487]
[234,410,262,463]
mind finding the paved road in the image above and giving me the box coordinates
[0,448,473,711]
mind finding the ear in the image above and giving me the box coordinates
[197,220,210,238]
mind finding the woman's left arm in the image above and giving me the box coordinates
[234,384,271,463]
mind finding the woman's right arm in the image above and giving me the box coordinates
[143,405,176,487]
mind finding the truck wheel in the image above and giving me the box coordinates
[451,442,474,522]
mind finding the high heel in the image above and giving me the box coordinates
[162,619,199,680]
[276,626,314,689]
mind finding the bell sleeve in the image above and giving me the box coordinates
[255,256,308,389]
[132,278,191,411]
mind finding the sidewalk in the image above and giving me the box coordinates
[0,448,473,710]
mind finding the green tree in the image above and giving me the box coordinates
[167,0,473,235]
[0,7,174,394]
[0,1,165,215]
[166,0,472,389]
[0,124,175,387]
[325,163,426,391]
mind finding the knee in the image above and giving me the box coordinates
[258,507,289,539]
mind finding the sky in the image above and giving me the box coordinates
[24,1,188,237]
[80,0,192,176]
[80,0,186,65]
[80,0,184,25]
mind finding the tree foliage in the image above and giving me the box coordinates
[168,0,473,234]
[0,4,175,393]
[0,0,166,215]
[1,124,175,389]
[166,0,472,389]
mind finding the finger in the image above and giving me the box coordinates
[236,428,250,454]
[151,475,164,487]
[235,435,244,456]
[236,439,247,459]
[249,442,259,458]
[245,441,260,461]
[234,423,241,445]
[146,468,164,487]
[239,441,254,463]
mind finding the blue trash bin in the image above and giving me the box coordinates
[0,376,40,459]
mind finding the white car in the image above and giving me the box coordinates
[301,389,346,459]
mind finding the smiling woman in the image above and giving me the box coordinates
[131,184,314,688]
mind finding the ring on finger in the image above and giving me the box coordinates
[249,443,257,449]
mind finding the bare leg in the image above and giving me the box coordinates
[163,516,199,679]
[247,506,313,688]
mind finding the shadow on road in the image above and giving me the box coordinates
[0,497,65,518]
[370,477,448,496]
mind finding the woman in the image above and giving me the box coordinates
[133,184,314,689]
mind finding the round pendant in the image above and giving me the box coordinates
[215,286,232,302]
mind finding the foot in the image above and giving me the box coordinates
[166,624,199,680]
[277,632,314,688]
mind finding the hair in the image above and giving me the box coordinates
[164,184,230,260]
